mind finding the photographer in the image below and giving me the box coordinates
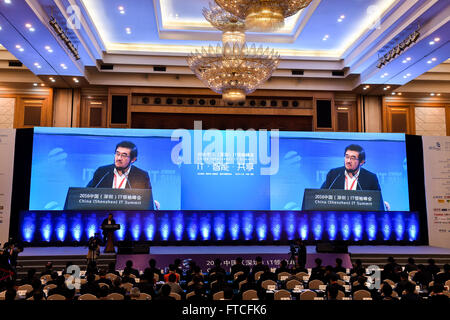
[87,233,101,263]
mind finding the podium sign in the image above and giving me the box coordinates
[101,224,121,253]
[302,189,382,211]
[64,187,154,210]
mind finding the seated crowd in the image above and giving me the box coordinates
[0,255,449,301]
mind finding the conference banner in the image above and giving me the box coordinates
[422,136,450,249]
[0,129,15,245]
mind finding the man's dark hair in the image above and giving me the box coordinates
[344,144,365,162]
[381,282,393,296]
[149,258,157,268]
[336,258,343,265]
[236,257,243,264]
[116,141,137,159]
[126,260,133,268]
[255,256,262,263]
[432,283,444,294]
[408,257,415,264]
[160,284,171,296]
[168,273,177,283]
[443,264,450,272]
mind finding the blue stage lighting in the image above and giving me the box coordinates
[407,215,418,241]
[160,213,170,241]
[299,214,308,240]
[115,212,126,241]
[187,214,198,241]
[229,212,240,240]
[394,214,405,240]
[326,212,337,240]
[340,213,350,240]
[382,214,391,240]
[285,212,295,240]
[366,213,377,241]
[352,214,363,241]
[213,213,225,240]
[270,212,281,241]
[72,223,82,241]
[56,224,66,241]
[22,213,36,242]
[145,215,155,240]
[242,212,254,241]
[256,214,267,241]
[312,214,323,240]
[174,212,184,241]
[200,217,211,241]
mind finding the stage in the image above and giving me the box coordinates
[17,245,450,275]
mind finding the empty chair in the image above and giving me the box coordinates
[445,280,450,289]
[261,279,277,290]
[336,290,345,300]
[384,279,395,287]
[78,294,98,300]
[336,279,345,286]
[337,272,347,280]
[137,293,152,300]
[353,290,371,300]
[254,271,264,281]
[308,279,324,290]
[120,283,133,292]
[98,283,110,289]
[238,280,247,290]
[186,291,195,299]
[17,284,33,294]
[234,271,244,280]
[106,293,124,300]
[105,273,118,281]
[274,289,291,300]
[170,292,181,300]
[299,290,317,300]
[295,272,308,280]
[286,279,302,290]
[242,289,258,300]
[47,294,66,301]
[44,284,57,291]
[277,272,291,281]
[213,291,224,300]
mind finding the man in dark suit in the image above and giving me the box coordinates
[321,144,384,210]
[87,141,151,190]
[101,213,116,243]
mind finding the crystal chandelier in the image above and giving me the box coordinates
[214,0,313,32]
[187,3,280,104]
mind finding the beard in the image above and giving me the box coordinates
[345,166,359,175]
[115,162,131,172]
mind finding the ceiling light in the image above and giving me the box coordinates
[437,93,441,96]
[431,57,437,61]
[386,86,390,88]
[25,23,32,28]
[60,63,67,69]
[188,3,279,103]
[215,0,313,32]
[406,57,411,61]
[407,73,411,76]
[397,93,402,96]
[118,6,125,14]
[40,84,45,87]
[391,92,396,95]
[427,60,432,64]
[4,0,11,4]
[49,77,56,82]
[73,78,79,83]
[45,46,53,53]
[430,93,435,96]
[33,83,38,87]
[125,27,131,34]
[429,41,435,45]
[434,37,440,42]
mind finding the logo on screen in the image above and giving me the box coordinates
[170,121,279,175]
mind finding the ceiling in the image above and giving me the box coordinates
[0,0,448,93]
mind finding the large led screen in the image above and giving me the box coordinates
[29,127,409,211]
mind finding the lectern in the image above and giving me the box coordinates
[101,224,121,253]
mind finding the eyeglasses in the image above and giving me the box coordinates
[345,155,359,161]
[115,151,130,158]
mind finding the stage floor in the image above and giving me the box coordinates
[20,245,450,257]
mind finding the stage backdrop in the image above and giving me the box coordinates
[29,127,410,212]
[423,136,450,249]
[0,129,15,244]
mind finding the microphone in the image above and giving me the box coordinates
[93,171,110,188]
[126,178,132,189]
[357,180,362,190]
[328,173,342,189]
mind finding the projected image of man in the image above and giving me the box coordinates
[321,144,381,191]
[87,141,151,189]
